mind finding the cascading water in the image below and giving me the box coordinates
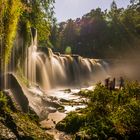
[25,28,108,90]
[25,28,51,90]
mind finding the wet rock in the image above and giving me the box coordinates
[37,47,53,58]
[40,109,49,121]
[0,122,17,139]
[3,90,18,112]
[28,106,40,123]
[48,96,58,101]
[54,52,61,56]
[64,89,71,93]
[6,73,29,113]
[47,107,57,113]
[60,98,70,103]
[75,131,91,140]
[42,97,62,108]
[58,106,65,112]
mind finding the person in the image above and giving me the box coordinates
[108,78,116,90]
[109,78,116,91]
[109,80,114,91]
[105,77,110,89]
[119,77,124,89]
[112,78,116,90]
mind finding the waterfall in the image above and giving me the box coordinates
[25,28,108,90]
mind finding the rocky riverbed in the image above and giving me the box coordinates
[36,87,89,140]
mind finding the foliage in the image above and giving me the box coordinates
[0,0,23,73]
[0,0,55,76]
[21,0,55,46]
[0,91,8,109]
[52,1,140,58]
[56,81,140,139]
[56,112,86,134]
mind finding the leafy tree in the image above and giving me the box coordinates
[52,1,140,58]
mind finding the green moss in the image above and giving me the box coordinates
[3,0,23,64]
[56,112,86,134]
[0,91,53,139]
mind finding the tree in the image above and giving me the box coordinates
[21,0,55,46]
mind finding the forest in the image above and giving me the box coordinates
[51,0,140,58]
[0,0,140,140]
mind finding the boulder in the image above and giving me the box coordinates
[42,97,62,108]
[1,73,29,113]
[0,122,16,139]
[75,131,91,140]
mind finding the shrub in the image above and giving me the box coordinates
[56,112,85,133]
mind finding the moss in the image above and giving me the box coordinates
[3,0,23,64]
[56,112,86,134]
[0,91,53,139]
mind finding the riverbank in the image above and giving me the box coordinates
[56,81,140,140]
[39,88,88,140]
[0,91,53,139]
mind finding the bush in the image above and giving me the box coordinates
[0,92,8,109]
[56,112,85,133]
[57,81,140,139]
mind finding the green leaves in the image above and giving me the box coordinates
[57,81,140,139]
[52,1,140,58]
[0,0,22,70]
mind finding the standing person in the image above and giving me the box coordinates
[119,77,124,89]
[109,80,114,91]
[109,78,115,91]
[112,78,116,90]
[105,77,110,89]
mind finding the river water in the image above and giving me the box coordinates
[37,86,94,140]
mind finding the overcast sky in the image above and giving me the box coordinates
[54,0,130,22]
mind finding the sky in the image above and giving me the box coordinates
[54,0,130,22]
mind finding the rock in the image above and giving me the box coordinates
[37,47,53,58]
[42,97,62,108]
[58,106,65,112]
[0,73,29,113]
[60,98,70,102]
[47,107,57,113]
[64,89,71,93]
[28,106,40,123]
[0,122,17,139]
[3,90,18,112]
[54,52,61,56]
[75,131,91,140]
[48,96,58,101]
[7,73,29,113]
[31,27,37,43]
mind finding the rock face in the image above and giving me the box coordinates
[7,73,29,113]
[0,88,54,140]
[0,73,29,113]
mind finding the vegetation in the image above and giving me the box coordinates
[0,0,55,73]
[52,0,140,58]
[0,0,140,139]
[56,81,140,139]
[0,0,22,72]
[0,91,53,139]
